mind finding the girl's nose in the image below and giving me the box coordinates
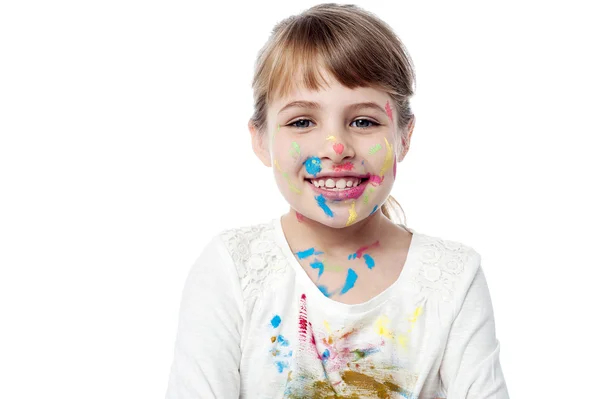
[318,134,356,164]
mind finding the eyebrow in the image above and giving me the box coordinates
[278,100,387,115]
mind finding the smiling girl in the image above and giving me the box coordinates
[166,3,508,398]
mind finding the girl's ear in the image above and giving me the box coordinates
[397,115,415,162]
[248,120,272,167]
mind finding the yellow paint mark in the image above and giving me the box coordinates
[397,334,408,349]
[379,137,393,177]
[274,160,302,194]
[323,320,332,335]
[408,306,422,323]
[346,201,357,226]
[375,316,394,339]
[271,336,276,343]
[326,135,336,141]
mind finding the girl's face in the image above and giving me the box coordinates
[253,71,407,229]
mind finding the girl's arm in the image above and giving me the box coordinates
[165,235,244,399]
[439,259,509,398]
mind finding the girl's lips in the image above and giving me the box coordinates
[306,178,368,201]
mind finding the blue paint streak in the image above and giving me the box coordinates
[370,205,378,215]
[275,360,289,373]
[322,349,330,360]
[340,268,358,294]
[270,315,281,328]
[315,194,334,218]
[364,254,375,269]
[310,259,325,277]
[318,285,332,297]
[277,335,289,346]
[304,156,322,177]
[348,253,357,260]
[296,247,324,259]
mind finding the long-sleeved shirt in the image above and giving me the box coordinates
[165,218,509,398]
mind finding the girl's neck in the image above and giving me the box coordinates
[280,208,394,256]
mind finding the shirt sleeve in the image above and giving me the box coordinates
[439,258,509,398]
[165,235,244,399]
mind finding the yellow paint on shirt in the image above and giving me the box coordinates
[375,315,394,339]
[323,320,332,335]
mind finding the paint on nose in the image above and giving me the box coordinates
[333,143,344,154]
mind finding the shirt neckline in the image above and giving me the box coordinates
[271,215,421,314]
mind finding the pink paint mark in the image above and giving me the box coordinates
[295,211,305,223]
[333,143,344,154]
[333,162,354,172]
[355,241,381,258]
[368,174,384,186]
[299,294,308,338]
[393,155,397,179]
[385,100,393,122]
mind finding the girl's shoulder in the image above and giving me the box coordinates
[403,226,483,304]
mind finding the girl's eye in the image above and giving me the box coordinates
[288,119,315,129]
[351,119,380,129]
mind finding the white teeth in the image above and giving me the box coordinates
[310,177,362,190]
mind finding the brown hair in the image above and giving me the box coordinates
[249,3,416,225]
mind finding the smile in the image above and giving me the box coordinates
[304,175,370,200]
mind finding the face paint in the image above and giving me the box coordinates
[363,187,375,204]
[318,285,336,297]
[363,254,375,269]
[326,135,336,141]
[322,260,344,273]
[289,141,301,158]
[304,156,322,177]
[379,137,393,178]
[295,247,324,259]
[345,201,357,226]
[315,194,334,217]
[385,100,393,122]
[368,174,383,186]
[309,258,325,277]
[332,162,354,172]
[333,143,344,154]
[370,205,378,215]
[275,159,303,194]
[295,210,305,223]
[393,154,397,179]
[340,268,358,294]
[368,143,382,155]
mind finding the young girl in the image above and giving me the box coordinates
[166,4,508,398]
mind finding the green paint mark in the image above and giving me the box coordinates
[289,141,301,157]
[363,187,375,204]
[368,143,382,155]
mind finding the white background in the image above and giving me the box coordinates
[1,0,598,397]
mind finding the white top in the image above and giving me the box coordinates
[165,218,509,398]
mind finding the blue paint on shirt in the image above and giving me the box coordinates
[277,335,289,346]
[270,315,281,328]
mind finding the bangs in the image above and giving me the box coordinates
[264,21,390,105]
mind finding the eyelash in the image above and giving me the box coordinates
[287,118,381,130]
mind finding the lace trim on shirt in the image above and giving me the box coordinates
[407,234,476,302]
[219,221,289,304]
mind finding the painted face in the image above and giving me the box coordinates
[268,71,401,228]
